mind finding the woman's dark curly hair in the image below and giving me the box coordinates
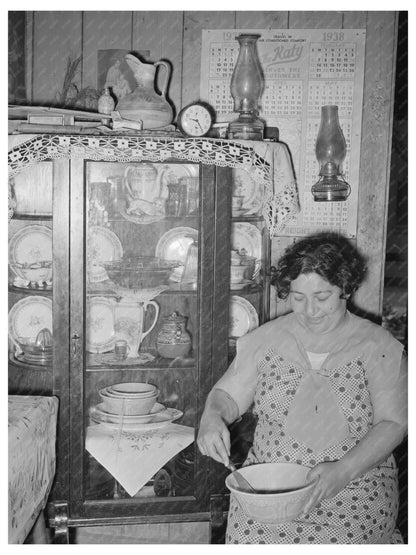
[271,232,367,300]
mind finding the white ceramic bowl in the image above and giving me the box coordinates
[225,462,315,525]
[107,382,157,397]
[99,388,158,415]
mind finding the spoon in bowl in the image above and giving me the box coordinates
[228,462,256,493]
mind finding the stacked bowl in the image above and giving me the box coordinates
[98,382,159,417]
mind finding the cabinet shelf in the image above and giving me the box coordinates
[86,352,196,371]
[9,353,53,371]
[9,283,53,296]
[11,213,52,221]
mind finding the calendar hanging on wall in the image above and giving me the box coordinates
[200,29,366,238]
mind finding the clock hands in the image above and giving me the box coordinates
[188,117,204,132]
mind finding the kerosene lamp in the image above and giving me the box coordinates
[227,34,265,141]
[311,105,351,201]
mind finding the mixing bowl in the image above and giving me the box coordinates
[225,462,315,525]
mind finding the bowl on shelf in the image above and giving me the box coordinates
[10,260,52,283]
[103,256,180,288]
[107,382,158,397]
[99,384,159,415]
[225,462,316,525]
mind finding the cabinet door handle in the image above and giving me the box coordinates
[72,331,80,357]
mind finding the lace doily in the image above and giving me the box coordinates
[8,134,299,236]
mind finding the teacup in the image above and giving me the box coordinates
[230,264,247,284]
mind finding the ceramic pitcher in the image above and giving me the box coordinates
[116,54,173,129]
[115,299,159,358]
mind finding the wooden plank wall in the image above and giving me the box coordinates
[24,10,398,316]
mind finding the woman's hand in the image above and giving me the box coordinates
[299,461,352,517]
[197,411,231,467]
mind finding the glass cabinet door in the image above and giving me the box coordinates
[8,160,54,394]
[70,158,223,517]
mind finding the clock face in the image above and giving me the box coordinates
[179,104,213,137]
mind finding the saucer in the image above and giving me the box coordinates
[232,208,250,217]
[230,279,255,290]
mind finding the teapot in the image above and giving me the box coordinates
[116,54,173,129]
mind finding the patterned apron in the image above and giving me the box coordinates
[226,346,402,544]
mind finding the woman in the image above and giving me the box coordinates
[197,233,407,544]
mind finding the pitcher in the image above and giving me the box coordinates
[116,54,173,129]
[114,299,159,358]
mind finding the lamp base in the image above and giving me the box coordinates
[311,175,351,202]
[227,112,264,141]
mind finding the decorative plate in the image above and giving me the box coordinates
[9,225,52,266]
[87,226,123,265]
[90,407,183,430]
[229,295,259,338]
[86,296,116,353]
[8,296,53,344]
[155,226,198,264]
[232,167,264,215]
[231,222,262,260]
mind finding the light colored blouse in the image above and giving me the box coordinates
[215,311,407,446]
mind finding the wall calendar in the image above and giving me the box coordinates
[200,29,366,238]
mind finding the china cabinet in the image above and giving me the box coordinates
[8,134,278,542]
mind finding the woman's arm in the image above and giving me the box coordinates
[197,388,239,467]
[300,355,407,516]
[300,419,406,517]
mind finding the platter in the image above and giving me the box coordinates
[86,296,116,353]
[231,222,262,260]
[87,226,123,265]
[232,167,264,215]
[90,406,183,430]
[229,295,259,338]
[8,296,53,344]
[155,226,198,264]
[9,224,52,266]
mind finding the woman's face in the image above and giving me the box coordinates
[289,272,347,334]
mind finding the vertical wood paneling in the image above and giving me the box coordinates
[354,12,398,316]
[342,11,368,29]
[235,11,289,29]
[82,11,132,90]
[182,11,235,106]
[289,11,343,28]
[32,11,83,104]
[132,12,184,118]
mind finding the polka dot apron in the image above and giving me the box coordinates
[226,347,402,544]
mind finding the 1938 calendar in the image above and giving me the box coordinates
[200,29,366,238]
